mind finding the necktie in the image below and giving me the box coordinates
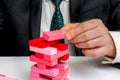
[50,0,64,31]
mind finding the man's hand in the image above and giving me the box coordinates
[61,19,116,58]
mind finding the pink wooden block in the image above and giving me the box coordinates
[55,62,69,70]
[37,63,47,70]
[30,76,50,80]
[31,64,59,77]
[30,46,57,55]
[39,74,51,80]
[31,76,68,80]
[31,72,51,80]
[0,74,6,77]
[35,53,43,59]
[59,54,69,61]
[64,77,69,80]
[52,69,69,80]
[42,30,66,41]
[44,50,68,61]
[31,72,40,78]
[30,54,58,66]
[44,47,57,55]
[53,43,68,51]
[29,37,60,48]
[0,76,17,80]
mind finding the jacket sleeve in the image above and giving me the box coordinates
[102,0,120,64]
[0,1,5,34]
[108,0,120,31]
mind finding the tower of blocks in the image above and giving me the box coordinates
[0,74,17,80]
[29,30,70,80]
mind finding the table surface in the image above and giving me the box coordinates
[0,57,120,80]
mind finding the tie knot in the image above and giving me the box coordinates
[52,0,62,6]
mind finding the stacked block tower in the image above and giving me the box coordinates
[29,30,70,80]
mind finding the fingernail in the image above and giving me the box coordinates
[66,34,71,40]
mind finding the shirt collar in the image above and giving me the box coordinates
[45,0,69,2]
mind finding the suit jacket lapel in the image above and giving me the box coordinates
[30,0,42,39]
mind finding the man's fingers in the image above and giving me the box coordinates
[74,36,105,49]
[61,23,79,31]
[61,19,115,58]
[82,47,106,58]
[62,19,102,40]
[70,26,104,43]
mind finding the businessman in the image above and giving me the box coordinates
[0,0,120,64]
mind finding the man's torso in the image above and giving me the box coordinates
[0,0,111,56]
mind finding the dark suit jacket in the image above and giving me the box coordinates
[0,0,120,56]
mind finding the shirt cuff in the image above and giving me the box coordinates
[102,31,120,64]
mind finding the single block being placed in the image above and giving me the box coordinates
[29,37,60,48]
[31,64,59,77]
[30,46,57,55]
[30,54,58,66]
[42,30,66,41]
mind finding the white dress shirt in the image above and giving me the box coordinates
[40,0,120,63]
[40,0,76,56]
